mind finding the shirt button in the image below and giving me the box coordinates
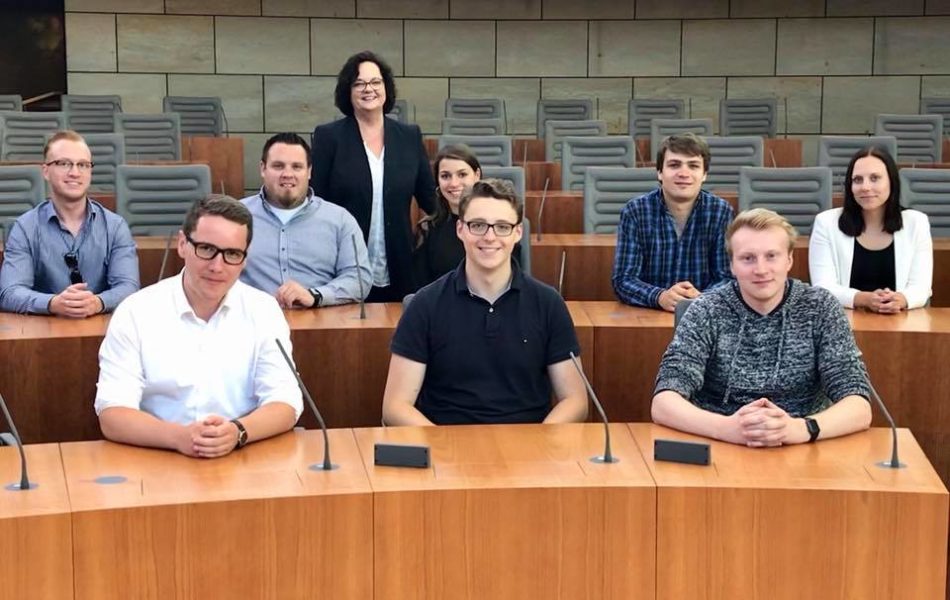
[488,308,494,313]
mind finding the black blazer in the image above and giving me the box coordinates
[310,116,435,297]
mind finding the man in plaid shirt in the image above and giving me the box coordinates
[611,133,733,312]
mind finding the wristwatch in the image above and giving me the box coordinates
[231,418,248,449]
[805,417,820,443]
[308,287,323,308]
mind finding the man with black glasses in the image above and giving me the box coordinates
[0,130,139,316]
[95,195,302,458]
[382,179,588,426]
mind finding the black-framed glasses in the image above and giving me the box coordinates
[351,78,384,91]
[461,220,518,237]
[185,234,247,265]
[45,159,95,172]
[63,252,83,284]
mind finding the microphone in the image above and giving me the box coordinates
[535,177,550,242]
[634,138,643,166]
[350,233,366,319]
[274,339,337,471]
[0,392,33,491]
[557,249,566,297]
[866,378,905,469]
[157,228,175,282]
[769,149,777,168]
[568,352,618,464]
[687,97,693,119]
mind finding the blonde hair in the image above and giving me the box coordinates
[43,130,87,160]
[725,208,798,255]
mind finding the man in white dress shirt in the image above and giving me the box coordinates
[95,195,303,458]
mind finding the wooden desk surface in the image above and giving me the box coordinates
[0,444,74,599]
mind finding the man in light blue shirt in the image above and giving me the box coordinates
[0,130,139,316]
[240,133,370,307]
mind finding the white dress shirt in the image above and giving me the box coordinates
[95,271,303,424]
[365,144,390,287]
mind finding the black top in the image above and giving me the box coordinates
[309,116,436,298]
[413,214,464,287]
[849,239,896,291]
[391,261,581,425]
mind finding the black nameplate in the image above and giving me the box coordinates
[374,442,431,468]
[654,438,711,466]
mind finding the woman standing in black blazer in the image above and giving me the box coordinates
[310,51,436,302]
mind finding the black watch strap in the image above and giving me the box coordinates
[805,417,820,443]
[308,287,323,307]
[231,418,248,448]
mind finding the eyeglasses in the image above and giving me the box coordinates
[461,220,518,237]
[45,159,95,172]
[63,252,83,284]
[351,78,384,91]
[186,234,247,265]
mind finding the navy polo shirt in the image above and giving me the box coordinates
[391,261,581,425]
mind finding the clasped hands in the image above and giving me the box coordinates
[177,414,240,458]
[721,398,810,448]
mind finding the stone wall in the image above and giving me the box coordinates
[64,0,950,192]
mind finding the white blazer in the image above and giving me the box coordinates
[808,208,933,309]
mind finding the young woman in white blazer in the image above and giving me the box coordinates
[809,146,932,312]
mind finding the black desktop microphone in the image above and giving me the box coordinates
[351,233,367,320]
[0,392,33,491]
[568,352,618,464]
[274,339,337,471]
[867,378,904,469]
[157,229,175,282]
[535,177,550,242]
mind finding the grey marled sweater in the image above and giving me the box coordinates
[654,279,870,417]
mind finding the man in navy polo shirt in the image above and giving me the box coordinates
[382,179,588,426]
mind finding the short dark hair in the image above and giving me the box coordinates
[839,145,903,236]
[656,133,710,173]
[261,132,311,166]
[334,50,397,117]
[182,194,253,247]
[458,178,523,223]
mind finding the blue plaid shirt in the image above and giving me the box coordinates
[611,187,733,308]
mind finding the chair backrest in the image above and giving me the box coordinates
[0,95,23,112]
[445,98,506,122]
[116,164,211,235]
[544,119,607,162]
[519,217,531,276]
[874,114,943,164]
[628,99,685,140]
[82,133,125,193]
[438,134,512,167]
[899,168,950,237]
[650,118,714,158]
[386,99,414,124]
[536,99,594,137]
[738,166,832,235]
[0,111,67,161]
[561,136,635,192]
[920,97,950,136]
[704,136,764,191]
[0,165,44,238]
[674,298,694,329]
[817,135,899,188]
[441,117,505,136]
[163,96,224,136]
[719,98,778,137]
[62,94,122,134]
[480,166,526,206]
[583,166,657,234]
[114,113,182,161]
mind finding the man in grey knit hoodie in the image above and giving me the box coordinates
[653,209,872,447]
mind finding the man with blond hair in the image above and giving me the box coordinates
[652,208,872,447]
[0,130,139,315]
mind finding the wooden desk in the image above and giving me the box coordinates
[631,424,948,599]
[0,444,73,599]
[524,190,584,234]
[354,423,656,599]
[524,160,561,191]
[513,137,545,163]
[61,430,373,599]
[181,135,245,199]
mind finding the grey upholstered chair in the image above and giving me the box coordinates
[438,135,512,167]
[62,94,122,134]
[561,136,635,192]
[719,98,778,138]
[583,166,657,234]
[0,95,23,112]
[817,136,899,188]
[899,168,950,237]
[386,99,414,124]
[920,97,950,136]
[115,164,211,235]
[738,166,833,235]
[441,117,506,136]
[480,166,526,204]
[82,133,126,193]
[544,119,607,162]
[115,113,182,161]
[0,165,45,240]
[703,136,764,192]
[874,114,943,164]
[163,96,225,136]
[445,98,506,122]
[628,99,685,140]
[650,118,714,158]
[536,99,595,137]
[0,111,67,161]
